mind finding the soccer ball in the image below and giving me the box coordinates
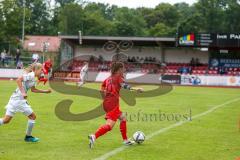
[133,131,145,144]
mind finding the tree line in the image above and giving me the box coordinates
[0,0,240,46]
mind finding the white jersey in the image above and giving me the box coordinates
[81,64,88,73]
[80,64,88,78]
[78,64,88,84]
[10,72,36,100]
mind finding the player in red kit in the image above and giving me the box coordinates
[88,62,143,149]
[38,59,52,85]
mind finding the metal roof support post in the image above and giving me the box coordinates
[79,31,82,45]
[161,47,165,63]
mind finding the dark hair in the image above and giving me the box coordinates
[111,62,124,75]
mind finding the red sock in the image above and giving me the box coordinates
[95,124,112,139]
[120,120,127,140]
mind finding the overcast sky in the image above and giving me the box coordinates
[86,0,197,8]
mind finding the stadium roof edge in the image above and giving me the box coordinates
[59,35,175,42]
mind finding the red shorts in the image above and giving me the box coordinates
[105,106,122,122]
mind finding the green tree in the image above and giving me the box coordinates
[1,0,31,43]
[55,0,78,7]
[2,0,240,40]
[143,3,180,28]
[84,2,117,21]
[149,23,174,36]
[136,7,154,31]
[111,7,147,36]
[194,0,226,32]
[0,3,5,42]
[83,3,114,35]
[23,0,52,35]
[83,11,113,35]
[58,3,85,35]
[174,3,194,23]
[177,13,205,33]
[155,3,180,27]
[224,0,240,32]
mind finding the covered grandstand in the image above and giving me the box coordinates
[52,34,240,87]
[58,35,209,75]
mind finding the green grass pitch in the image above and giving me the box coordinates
[0,80,240,160]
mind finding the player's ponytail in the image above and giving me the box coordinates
[24,63,42,73]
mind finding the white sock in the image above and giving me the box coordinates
[0,118,3,125]
[78,82,84,87]
[26,120,35,136]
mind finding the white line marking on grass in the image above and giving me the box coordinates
[94,97,240,160]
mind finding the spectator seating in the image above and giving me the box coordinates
[65,59,239,76]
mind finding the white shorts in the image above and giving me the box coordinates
[80,72,87,82]
[5,99,33,117]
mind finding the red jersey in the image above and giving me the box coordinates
[101,74,124,112]
[43,60,52,74]
[38,60,52,84]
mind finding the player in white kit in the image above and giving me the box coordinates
[77,62,89,87]
[0,63,51,142]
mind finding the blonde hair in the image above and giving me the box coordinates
[24,63,43,73]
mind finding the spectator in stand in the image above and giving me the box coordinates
[131,56,136,63]
[190,57,195,66]
[127,56,131,62]
[189,67,192,74]
[100,63,104,71]
[145,57,148,62]
[149,57,152,62]
[136,56,140,63]
[104,63,109,71]
[178,66,190,74]
[5,51,10,67]
[219,67,226,75]
[16,61,23,69]
[16,49,21,65]
[153,57,156,62]
[196,58,200,66]
[98,55,104,63]
[99,63,107,71]
[140,57,144,64]
[178,67,182,74]
[129,57,132,62]
[153,68,158,74]
[224,67,228,74]
[98,63,102,71]
[32,53,39,63]
[161,61,167,67]
[129,57,133,62]
[90,55,94,62]
[1,49,6,67]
